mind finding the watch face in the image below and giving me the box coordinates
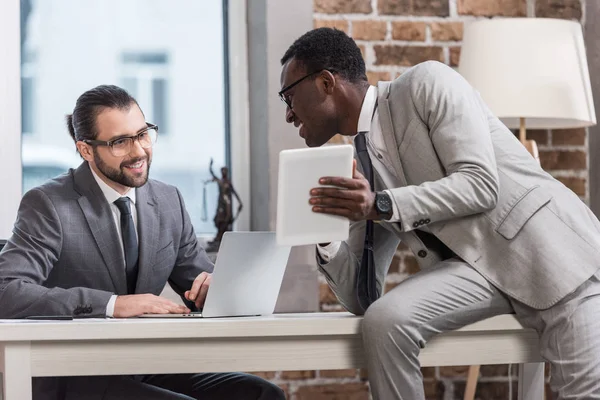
[377,194,392,214]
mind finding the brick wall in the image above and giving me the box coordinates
[264,0,587,399]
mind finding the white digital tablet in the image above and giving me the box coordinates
[276,144,354,246]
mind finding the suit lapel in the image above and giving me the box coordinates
[134,183,159,294]
[376,82,408,188]
[73,163,127,294]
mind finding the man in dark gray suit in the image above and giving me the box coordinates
[0,85,284,400]
[279,28,600,399]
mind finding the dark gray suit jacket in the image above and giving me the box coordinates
[0,162,213,318]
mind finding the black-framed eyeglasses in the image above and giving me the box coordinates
[278,69,334,110]
[83,123,158,157]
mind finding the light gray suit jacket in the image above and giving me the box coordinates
[319,61,600,314]
[0,162,213,318]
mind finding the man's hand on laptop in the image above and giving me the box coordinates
[185,272,212,309]
[113,294,190,318]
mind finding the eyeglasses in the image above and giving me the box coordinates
[84,123,158,157]
[278,69,334,110]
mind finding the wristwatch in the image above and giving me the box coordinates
[374,192,393,220]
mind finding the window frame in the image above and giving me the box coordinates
[20,58,35,135]
[0,0,250,238]
[0,0,22,239]
[120,51,170,135]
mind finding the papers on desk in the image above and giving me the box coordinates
[0,319,68,323]
[0,318,118,323]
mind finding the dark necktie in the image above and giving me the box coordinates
[354,132,378,312]
[114,197,139,294]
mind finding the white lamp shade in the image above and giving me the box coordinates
[458,18,596,129]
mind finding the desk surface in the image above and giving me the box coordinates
[0,312,542,400]
[0,313,526,342]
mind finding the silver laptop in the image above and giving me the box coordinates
[139,231,292,318]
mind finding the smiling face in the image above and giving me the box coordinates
[77,104,152,194]
[279,58,339,147]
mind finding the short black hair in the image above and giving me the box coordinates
[281,28,367,84]
[66,84,140,143]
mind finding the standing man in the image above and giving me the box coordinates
[0,85,284,400]
[280,28,600,399]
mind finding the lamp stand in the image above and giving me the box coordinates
[464,118,542,400]
[519,117,540,163]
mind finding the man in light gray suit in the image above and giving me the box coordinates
[279,28,600,399]
[0,85,285,400]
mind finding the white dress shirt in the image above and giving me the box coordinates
[90,167,137,317]
[318,85,404,262]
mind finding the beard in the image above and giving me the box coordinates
[93,148,151,188]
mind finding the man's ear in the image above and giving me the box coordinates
[320,70,336,95]
[76,142,94,162]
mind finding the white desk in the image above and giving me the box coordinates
[0,312,543,400]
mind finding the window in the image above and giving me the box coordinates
[18,0,231,235]
[120,52,169,134]
[21,52,35,135]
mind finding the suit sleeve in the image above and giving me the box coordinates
[317,220,400,315]
[0,189,113,318]
[388,62,500,231]
[167,188,214,309]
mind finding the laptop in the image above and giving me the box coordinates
[139,231,292,318]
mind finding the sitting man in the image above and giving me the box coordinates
[0,85,284,400]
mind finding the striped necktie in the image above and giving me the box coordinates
[354,132,378,312]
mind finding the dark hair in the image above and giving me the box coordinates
[66,85,139,143]
[281,28,367,84]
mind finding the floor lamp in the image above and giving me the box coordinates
[458,18,596,400]
[459,18,595,163]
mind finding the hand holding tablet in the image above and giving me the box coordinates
[276,145,354,246]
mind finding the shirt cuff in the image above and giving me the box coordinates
[384,189,401,224]
[317,241,341,263]
[106,295,118,318]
